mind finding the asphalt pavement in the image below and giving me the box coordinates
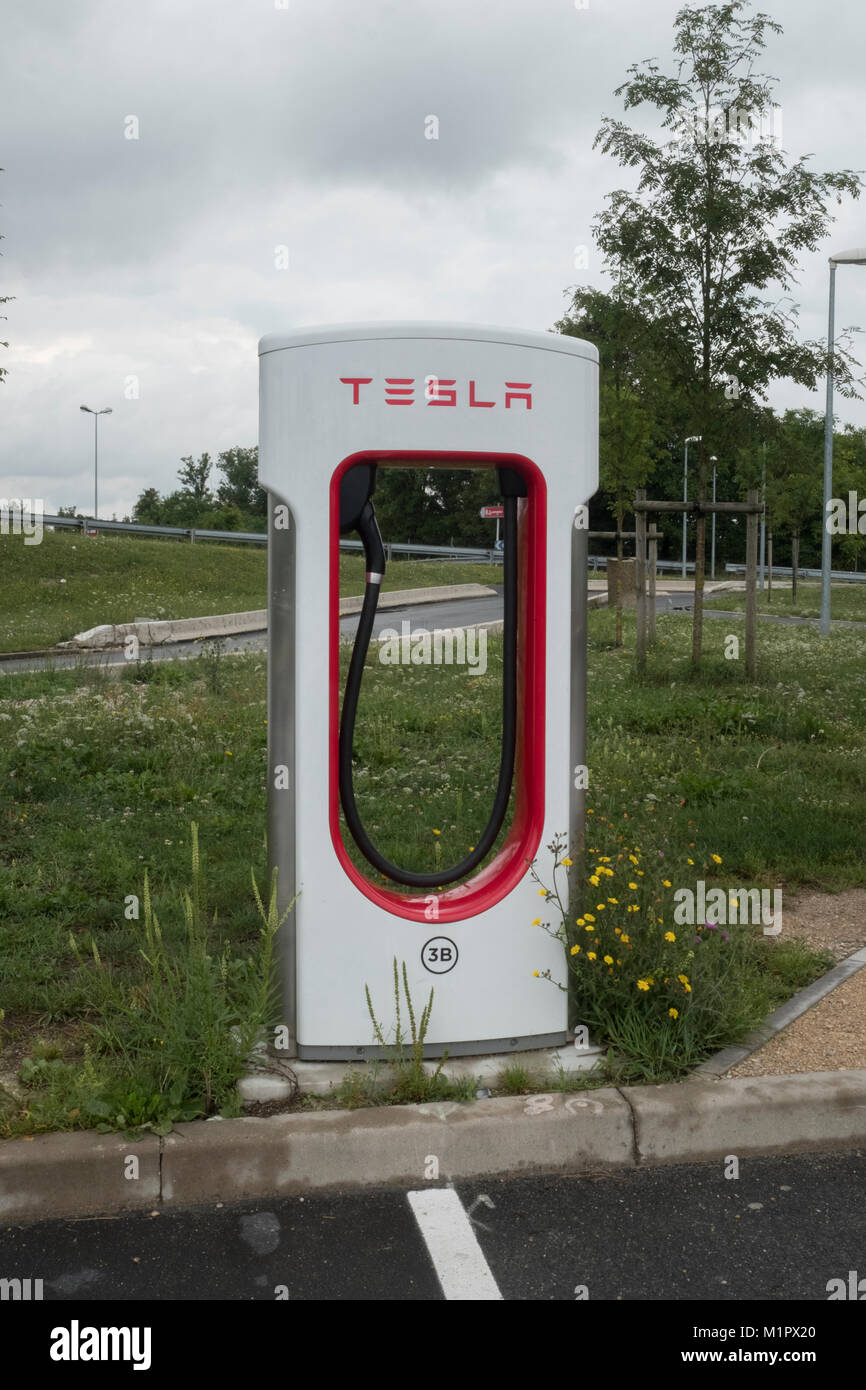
[2,1152,864,1302]
[5,592,864,682]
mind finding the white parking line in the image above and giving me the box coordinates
[407,1188,503,1301]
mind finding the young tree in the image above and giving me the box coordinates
[592,0,863,667]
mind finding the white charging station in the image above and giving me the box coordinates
[259,322,598,1059]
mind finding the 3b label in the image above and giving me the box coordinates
[421,937,458,974]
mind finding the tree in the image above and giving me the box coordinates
[371,465,500,547]
[178,452,213,502]
[556,287,681,644]
[592,0,863,667]
[762,409,824,600]
[833,424,866,573]
[216,446,267,516]
[132,487,165,524]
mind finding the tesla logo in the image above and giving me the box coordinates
[339,376,532,408]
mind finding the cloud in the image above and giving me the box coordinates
[3,0,866,515]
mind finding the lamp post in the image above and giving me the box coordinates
[79,405,113,520]
[821,249,866,636]
[710,456,718,579]
[682,435,701,578]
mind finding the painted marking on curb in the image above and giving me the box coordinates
[407,1188,503,1301]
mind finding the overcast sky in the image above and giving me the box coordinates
[3,0,866,518]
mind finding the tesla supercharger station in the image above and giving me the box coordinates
[259,322,598,1060]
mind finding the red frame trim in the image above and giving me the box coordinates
[329,450,546,923]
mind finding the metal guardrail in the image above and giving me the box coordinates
[38,514,267,544]
[27,514,865,579]
[724,562,866,584]
[32,513,503,562]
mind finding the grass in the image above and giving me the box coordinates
[585,607,866,887]
[339,630,511,888]
[1,603,863,1130]
[706,581,866,622]
[0,530,502,653]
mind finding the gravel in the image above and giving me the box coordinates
[727,888,866,1078]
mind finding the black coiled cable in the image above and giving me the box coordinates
[339,495,518,888]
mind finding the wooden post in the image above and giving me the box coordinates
[635,489,647,673]
[792,531,799,603]
[745,488,758,680]
[767,532,773,605]
[647,525,657,645]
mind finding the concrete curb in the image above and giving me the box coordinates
[57,610,268,650]
[52,585,500,650]
[695,946,866,1077]
[340,583,497,616]
[4,1069,866,1222]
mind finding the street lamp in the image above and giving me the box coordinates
[682,435,701,578]
[79,405,112,521]
[821,248,866,635]
[709,457,718,579]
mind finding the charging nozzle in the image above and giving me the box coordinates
[339,463,385,581]
[358,499,386,582]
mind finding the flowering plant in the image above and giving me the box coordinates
[529,817,749,1068]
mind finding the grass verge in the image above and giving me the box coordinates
[0,529,503,653]
[1,605,862,1129]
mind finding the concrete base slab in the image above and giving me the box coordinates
[257,1041,605,1100]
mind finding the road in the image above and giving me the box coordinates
[2,1151,864,1303]
[3,591,864,678]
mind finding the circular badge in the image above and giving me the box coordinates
[421,936,459,974]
